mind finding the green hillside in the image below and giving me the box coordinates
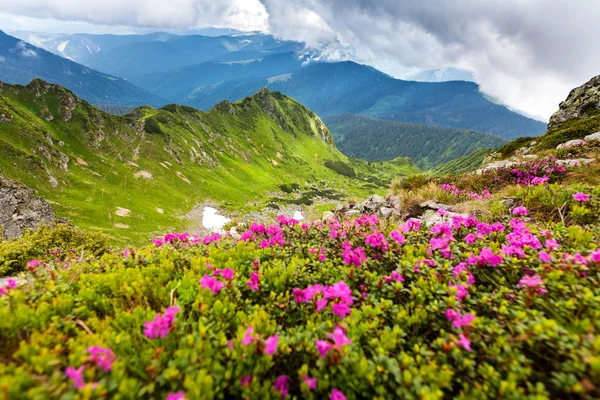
[0,79,419,244]
[430,148,492,175]
[323,114,506,169]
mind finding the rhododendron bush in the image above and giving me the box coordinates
[1,213,600,399]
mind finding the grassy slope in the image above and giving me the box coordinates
[429,148,491,176]
[323,113,506,169]
[0,80,419,244]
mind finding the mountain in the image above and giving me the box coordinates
[77,33,305,78]
[408,67,475,83]
[0,79,418,243]
[268,61,546,139]
[132,52,305,102]
[0,30,167,107]
[323,114,507,169]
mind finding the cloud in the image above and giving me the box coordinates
[15,40,38,57]
[1,0,598,120]
[259,0,600,121]
[0,56,5,62]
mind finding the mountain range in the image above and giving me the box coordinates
[0,79,417,243]
[0,30,166,106]
[1,28,548,169]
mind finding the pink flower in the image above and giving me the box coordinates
[539,251,552,263]
[477,248,503,267]
[246,272,260,291]
[242,326,255,345]
[545,239,559,251]
[264,333,279,355]
[316,299,328,311]
[573,192,590,202]
[303,376,317,391]
[517,274,545,289]
[274,375,289,398]
[240,374,252,387]
[456,334,472,351]
[65,366,96,390]
[590,250,600,263]
[86,346,115,372]
[323,281,354,305]
[331,388,347,400]
[166,392,187,400]
[331,303,352,318]
[144,306,180,339]
[403,218,421,232]
[389,230,405,244]
[328,327,352,349]
[446,309,474,329]
[464,234,477,245]
[512,206,528,216]
[342,243,367,266]
[451,284,468,301]
[200,274,224,295]
[316,339,333,358]
[221,268,235,280]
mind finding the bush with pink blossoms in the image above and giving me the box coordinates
[2,212,600,399]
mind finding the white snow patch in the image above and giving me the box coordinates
[202,207,231,231]
[293,211,305,221]
[57,40,70,53]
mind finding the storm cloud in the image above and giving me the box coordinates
[1,0,598,120]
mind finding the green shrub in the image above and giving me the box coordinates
[0,223,110,277]
[2,214,600,398]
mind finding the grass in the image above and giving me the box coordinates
[0,81,420,245]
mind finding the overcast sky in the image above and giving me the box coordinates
[1,0,599,121]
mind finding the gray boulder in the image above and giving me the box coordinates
[549,75,600,128]
[0,175,55,239]
[556,139,585,149]
[584,132,600,142]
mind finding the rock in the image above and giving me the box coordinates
[419,209,468,227]
[322,211,336,221]
[522,154,539,160]
[556,139,585,149]
[380,207,394,219]
[584,132,600,142]
[419,200,453,211]
[476,160,518,174]
[555,158,595,166]
[345,210,361,217]
[499,198,516,209]
[361,194,385,212]
[0,174,55,239]
[549,75,600,128]
[0,113,13,123]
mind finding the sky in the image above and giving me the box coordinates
[0,0,598,121]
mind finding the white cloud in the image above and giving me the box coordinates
[15,40,38,57]
[0,56,5,62]
[1,0,598,120]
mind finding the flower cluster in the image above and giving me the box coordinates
[3,205,600,399]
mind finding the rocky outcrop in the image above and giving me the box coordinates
[549,75,600,129]
[0,175,55,239]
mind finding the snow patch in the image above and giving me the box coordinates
[293,211,305,221]
[57,40,70,53]
[202,207,231,231]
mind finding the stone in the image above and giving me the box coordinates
[556,139,585,149]
[361,194,385,212]
[345,210,361,217]
[555,158,595,166]
[0,174,55,239]
[476,160,518,174]
[549,74,600,129]
[500,198,516,208]
[419,209,468,227]
[419,200,453,211]
[584,132,600,142]
[380,207,394,219]
[322,211,336,221]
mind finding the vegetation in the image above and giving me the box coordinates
[0,223,110,277]
[324,114,505,169]
[0,81,419,244]
[2,185,600,398]
[430,148,491,176]
[270,61,547,139]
